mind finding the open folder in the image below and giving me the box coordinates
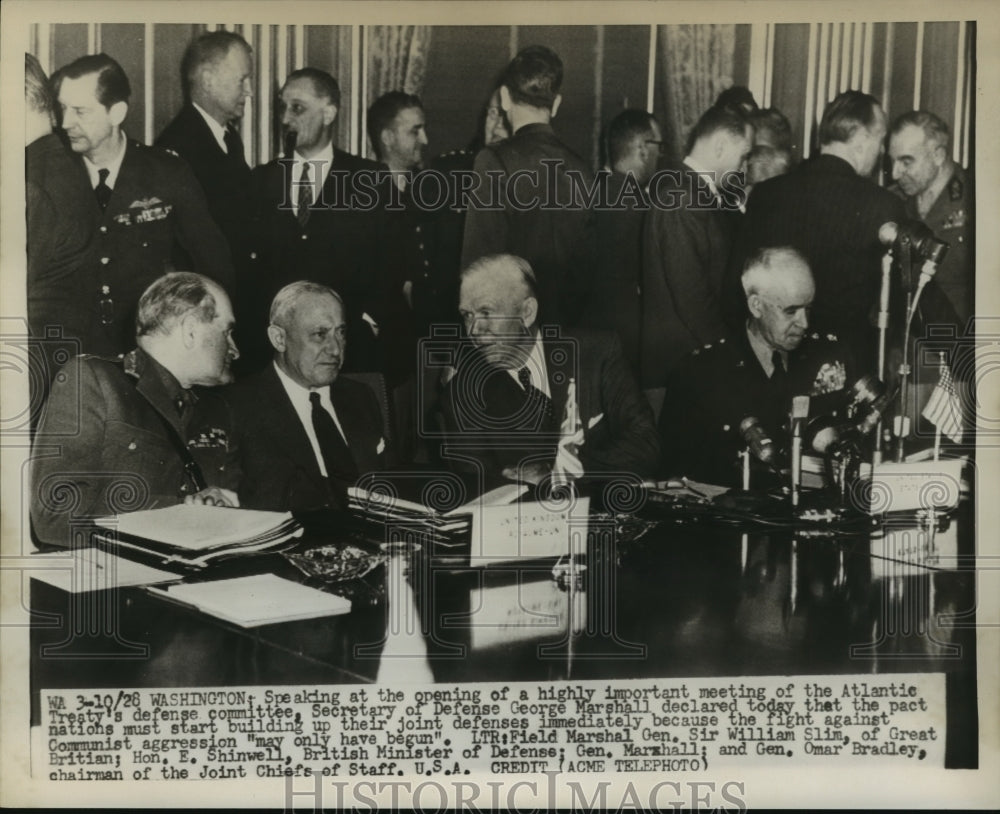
[148,573,351,627]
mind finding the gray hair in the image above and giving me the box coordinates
[741,246,812,297]
[890,110,950,151]
[460,254,538,299]
[136,272,220,337]
[269,281,344,328]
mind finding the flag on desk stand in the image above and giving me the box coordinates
[922,352,964,451]
[552,377,585,489]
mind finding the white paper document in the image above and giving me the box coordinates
[95,505,297,550]
[147,573,352,627]
[28,548,181,592]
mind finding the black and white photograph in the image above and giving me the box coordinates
[1,0,997,809]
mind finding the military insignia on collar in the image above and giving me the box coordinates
[811,361,846,395]
[188,428,228,449]
[942,209,966,230]
[949,176,963,201]
[122,349,141,378]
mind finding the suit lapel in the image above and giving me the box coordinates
[261,366,325,483]
[131,350,185,437]
[329,381,370,472]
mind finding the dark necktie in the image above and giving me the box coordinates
[95,168,112,211]
[771,351,788,390]
[224,125,247,167]
[518,366,554,427]
[310,391,356,481]
[297,162,313,229]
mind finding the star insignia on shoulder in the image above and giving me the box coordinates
[162,147,180,158]
[826,333,838,342]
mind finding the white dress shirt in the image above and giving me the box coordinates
[507,332,551,398]
[83,132,127,190]
[192,101,230,154]
[274,362,348,478]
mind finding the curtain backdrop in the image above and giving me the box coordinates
[658,24,736,161]
[367,25,433,103]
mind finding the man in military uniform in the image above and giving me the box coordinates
[641,105,753,415]
[30,273,241,548]
[52,53,233,356]
[660,247,851,487]
[888,111,974,325]
[156,31,260,361]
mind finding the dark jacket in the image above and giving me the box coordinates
[441,328,659,489]
[659,328,853,486]
[156,104,258,270]
[640,163,738,388]
[252,150,394,376]
[30,348,240,547]
[68,138,235,356]
[227,365,386,512]
[460,123,596,323]
[726,154,905,368]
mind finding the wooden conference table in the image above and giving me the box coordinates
[29,492,978,767]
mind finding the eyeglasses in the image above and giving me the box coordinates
[645,139,667,155]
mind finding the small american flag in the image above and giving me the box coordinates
[922,354,963,443]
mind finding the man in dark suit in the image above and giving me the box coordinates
[460,45,595,325]
[31,273,242,548]
[580,109,664,377]
[25,53,95,418]
[442,254,659,491]
[253,68,385,375]
[156,31,259,356]
[660,247,852,487]
[640,105,753,417]
[227,282,386,512]
[52,53,234,357]
[727,90,905,373]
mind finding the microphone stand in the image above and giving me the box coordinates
[894,259,938,462]
[874,249,893,464]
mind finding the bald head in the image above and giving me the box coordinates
[458,254,539,368]
[742,247,815,352]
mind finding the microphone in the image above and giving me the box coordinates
[739,416,775,464]
[878,221,898,247]
[283,129,298,158]
[855,386,896,438]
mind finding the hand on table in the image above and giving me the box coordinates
[184,487,240,507]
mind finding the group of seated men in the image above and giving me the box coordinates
[26,32,973,546]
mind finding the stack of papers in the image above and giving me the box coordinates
[348,482,528,549]
[29,548,181,593]
[94,505,303,568]
[149,574,351,627]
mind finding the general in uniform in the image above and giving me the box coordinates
[659,331,852,486]
[30,348,240,547]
